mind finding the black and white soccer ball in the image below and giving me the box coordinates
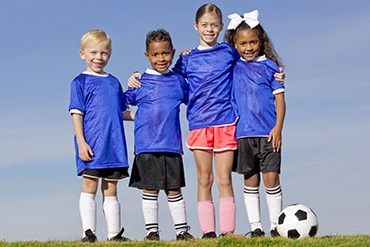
[276,203,318,239]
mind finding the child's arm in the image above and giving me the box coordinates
[268,92,286,152]
[123,110,135,121]
[127,72,142,88]
[72,113,94,161]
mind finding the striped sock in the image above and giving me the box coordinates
[167,193,189,234]
[244,186,262,231]
[266,185,282,230]
[142,192,159,234]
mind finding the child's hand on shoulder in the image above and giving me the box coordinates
[128,72,142,88]
[274,67,285,84]
[180,48,192,56]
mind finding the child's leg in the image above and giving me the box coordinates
[193,150,216,235]
[244,173,263,231]
[166,189,189,235]
[102,179,121,239]
[262,172,282,231]
[142,189,160,235]
[215,150,235,234]
[80,177,99,236]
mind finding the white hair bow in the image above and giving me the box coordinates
[227,10,259,30]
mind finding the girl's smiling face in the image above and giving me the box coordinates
[194,12,223,47]
[234,29,261,61]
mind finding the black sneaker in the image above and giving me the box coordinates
[218,232,233,238]
[81,229,97,243]
[202,231,217,239]
[250,228,265,238]
[145,231,160,241]
[177,230,194,241]
[109,227,130,242]
[270,228,280,237]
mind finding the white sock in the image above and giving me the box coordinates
[244,186,262,231]
[167,193,188,235]
[103,196,121,239]
[142,192,159,234]
[266,185,282,230]
[79,192,96,236]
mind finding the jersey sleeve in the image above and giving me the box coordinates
[176,74,189,104]
[68,76,85,115]
[172,53,188,78]
[118,83,127,112]
[125,87,138,106]
[265,59,285,93]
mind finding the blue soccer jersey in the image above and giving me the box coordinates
[233,56,285,138]
[125,69,189,154]
[173,43,239,130]
[68,72,129,175]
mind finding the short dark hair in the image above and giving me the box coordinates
[146,29,173,51]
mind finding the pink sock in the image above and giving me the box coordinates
[197,201,215,234]
[219,197,236,234]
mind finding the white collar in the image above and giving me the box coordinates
[240,55,266,62]
[83,71,109,77]
[145,68,171,75]
[197,43,219,50]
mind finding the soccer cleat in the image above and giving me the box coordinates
[81,229,97,243]
[176,230,194,241]
[270,228,280,237]
[145,231,160,241]
[249,228,265,238]
[218,232,234,238]
[108,227,130,242]
[202,231,217,239]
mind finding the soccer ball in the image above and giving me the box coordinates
[276,203,318,239]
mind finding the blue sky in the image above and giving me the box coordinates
[1,0,370,242]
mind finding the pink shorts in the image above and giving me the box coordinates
[186,124,237,152]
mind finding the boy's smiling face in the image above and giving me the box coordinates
[80,40,111,74]
[145,40,175,73]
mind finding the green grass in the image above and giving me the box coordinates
[1,235,370,247]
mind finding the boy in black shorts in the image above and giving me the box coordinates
[125,29,194,241]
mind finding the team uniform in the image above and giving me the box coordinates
[173,43,239,236]
[173,42,239,151]
[232,55,285,175]
[69,72,129,180]
[125,68,193,239]
[233,55,285,235]
[125,68,189,190]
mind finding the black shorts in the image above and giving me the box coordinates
[80,167,130,181]
[129,152,186,190]
[234,137,281,175]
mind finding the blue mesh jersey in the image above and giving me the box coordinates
[125,69,189,154]
[233,56,285,138]
[173,43,239,130]
[68,72,129,175]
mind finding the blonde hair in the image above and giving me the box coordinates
[80,29,112,51]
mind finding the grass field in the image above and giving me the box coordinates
[1,235,369,247]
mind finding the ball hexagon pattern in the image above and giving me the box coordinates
[276,203,318,239]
